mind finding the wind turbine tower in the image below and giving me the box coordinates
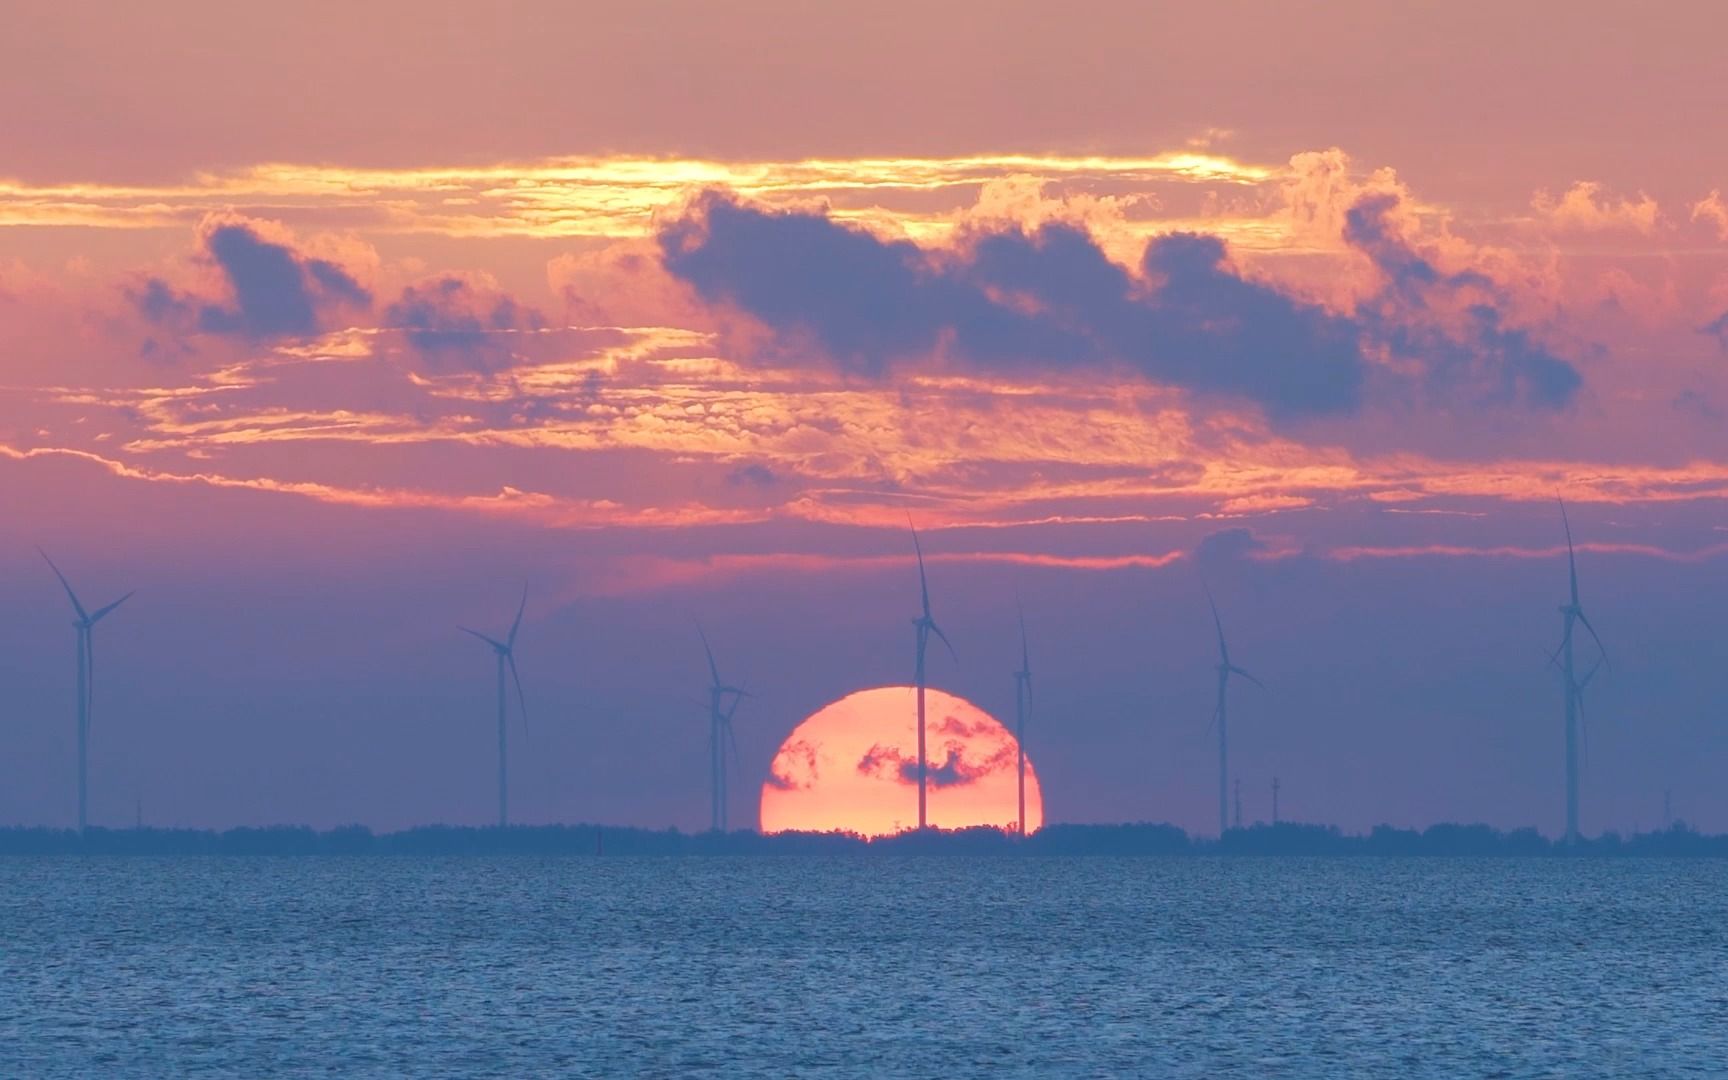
[909,521,955,831]
[1553,502,1609,844]
[1013,604,1033,837]
[460,586,530,828]
[1206,585,1264,836]
[699,625,748,832]
[41,550,133,834]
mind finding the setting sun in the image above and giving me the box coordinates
[759,686,1043,837]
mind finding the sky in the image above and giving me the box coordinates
[2,0,1727,836]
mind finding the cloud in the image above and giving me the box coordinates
[766,738,819,791]
[1344,193,1582,409]
[1673,389,1720,421]
[381,275,547,373]
[130,218,371,341]
[1532,181,1660,233]
[660,191,1365,417]
[1195,526,1267,567]
[659,190,1583,421]
[856,741,1011,789]
[1692,190,1728,240]
[726,462,781,488]
[1701,310,1728,352]
[660,191,1067,377]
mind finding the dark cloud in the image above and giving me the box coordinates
[1195,527,1267,568]
[658,191,1585,421]
[137,336,196,364]
[857,740,1011,789]
[1344,194,1581,409]
[382,276,547,372]
[1701,310,1728,352]
[766,738,818,791]
[130,221,371,341]
[726,462,781,488]
[660,192,1360,417]
[1673,389,1721,421]
[127,278,197,326]
[661,192,1070,375]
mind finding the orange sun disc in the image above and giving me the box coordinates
[759,685,1043,837]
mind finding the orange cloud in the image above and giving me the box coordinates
[1532,182,1661,234]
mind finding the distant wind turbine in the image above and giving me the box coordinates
[40,550,133,834]
[460,586,529,828]
[1013,601,1033,838]
[1552,501,1609,844]
[910,520,956,831]
[698,624,748,832]
[1205,583,1263,836]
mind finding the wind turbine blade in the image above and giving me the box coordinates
[697,623,723,688]
[1576,611,1610,669]
[1016,596,1031,673]
[1545,640,1564,670]
[459,626,508,650]
[929,621,958,663]
[507,653,529,745]
[1202,580,1228,663]
[89,591,134,624]
[1559,499,1579,607]
[725,716,741,772]
[1230,665,1266,690]
[38,548,89,622]
[909,517,933,619]
[507,584,527,649]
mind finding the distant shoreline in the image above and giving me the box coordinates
[4,821,1725,856]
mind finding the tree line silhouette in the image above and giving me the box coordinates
[4,820,1723,856]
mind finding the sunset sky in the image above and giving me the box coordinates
[3,1,1726,835]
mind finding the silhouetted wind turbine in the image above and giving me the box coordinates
[1205,583,1263,836]
[1013,602,1033,837]
[460,586,529,828]
[40,550,132,834]
[1552,501,1609,844]
[910,520,956,831]
[698,624,748,832]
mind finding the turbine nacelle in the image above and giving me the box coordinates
[459,627,513,656]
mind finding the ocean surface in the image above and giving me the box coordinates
[2,857,1725,1077]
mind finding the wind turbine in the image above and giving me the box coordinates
[1205,583,1263,836]
[1013,602,1033,837]
[1553,500,1609,844]
[909,520,956,831]
[460,586,529,828]
[698,625,748,832]
[40,550,133,834]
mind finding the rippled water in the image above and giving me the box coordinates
[2,857,1726,1077]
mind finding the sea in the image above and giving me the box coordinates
[2,857,1725,1077]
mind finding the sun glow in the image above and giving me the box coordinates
[759,686,1043,837]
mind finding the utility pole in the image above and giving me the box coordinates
[1232,778,1242,830]
[1272,777,1281,825]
